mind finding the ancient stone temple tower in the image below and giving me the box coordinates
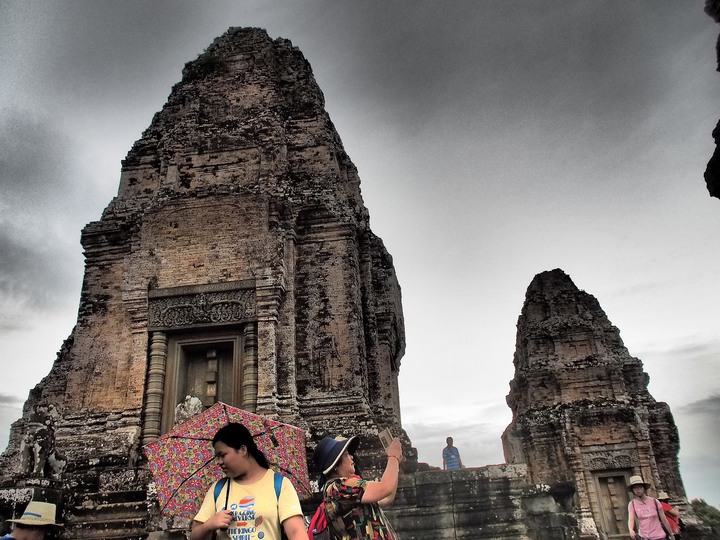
[0,27,404,537]
[502,269,685,539]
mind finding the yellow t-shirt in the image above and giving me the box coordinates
[195,469,303,540]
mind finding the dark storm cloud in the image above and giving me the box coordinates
[0,109,68,200]
[675,395,720,504]
[0,234,61,314]
[637,338,720,367]
[1,1,269,116]
[679,394,720,416]
[0,393,23,407]
[0,109,84,319]
[303,1,691,130]
[34,2,211,95]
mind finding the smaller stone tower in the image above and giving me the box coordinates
[502,269,683,539]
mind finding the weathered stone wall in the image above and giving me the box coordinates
[0,27,406,538]
[384,465,580,540]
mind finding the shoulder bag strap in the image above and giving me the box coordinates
[654,498,671,536]
[322,480,353,540]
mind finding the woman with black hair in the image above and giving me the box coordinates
[191,423,308,540]
[312,435,403,540]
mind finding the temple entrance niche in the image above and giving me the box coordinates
[593,470,631,539]
[161,329,251,433]
[142,281,259,443]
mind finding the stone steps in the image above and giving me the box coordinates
[66,499,147,521]
[63,517,147,540]
[61,490,148,540]
[71,489,147,507]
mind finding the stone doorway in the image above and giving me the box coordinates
[160,330,247,434]
[594,471,632,539]
[177,340,235,407]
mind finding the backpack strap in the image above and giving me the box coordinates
[654,498,669,533]
[215,473,281,505]
[308,502,328,540]
[273,470,283,500]
[213,477,229,507]
[322,479,351,539]
[273,470,286,538]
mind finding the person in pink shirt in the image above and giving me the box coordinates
[627,475,674,540]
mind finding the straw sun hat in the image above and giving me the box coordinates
[7,500,63,527]
[627,475,651,491]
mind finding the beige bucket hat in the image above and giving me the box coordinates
[7,500,63,527]
[627,475,651,491]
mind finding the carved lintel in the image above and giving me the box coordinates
[148,283,256,331]
[582,450,637,471]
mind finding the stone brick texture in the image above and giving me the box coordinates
[0,27,406,538]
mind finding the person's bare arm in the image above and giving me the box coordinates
[282,515,309,540]
[628,506,636,539]
[361,439,403,506]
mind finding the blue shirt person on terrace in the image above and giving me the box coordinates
[442,437,463,471]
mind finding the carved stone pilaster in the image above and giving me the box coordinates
[242,324,258,412]
[142,331,167,444]
[255,276,284,415]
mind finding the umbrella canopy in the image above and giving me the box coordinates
[144,402,312,519]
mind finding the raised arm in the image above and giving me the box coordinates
[360,438,403,506]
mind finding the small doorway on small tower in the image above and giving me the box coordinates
[594,470,632,538]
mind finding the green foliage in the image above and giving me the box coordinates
[184,49,229,81]
[690,498,720,533]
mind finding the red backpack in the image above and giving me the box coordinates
[308,501,333,540]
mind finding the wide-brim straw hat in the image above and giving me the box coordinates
[657,491,670,500]
[7,500,63,527]
[313,436,359,478]
[628,475,651,491]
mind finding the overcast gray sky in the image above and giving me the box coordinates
[1,0,718,505]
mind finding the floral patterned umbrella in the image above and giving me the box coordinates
[144,401,312,519]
